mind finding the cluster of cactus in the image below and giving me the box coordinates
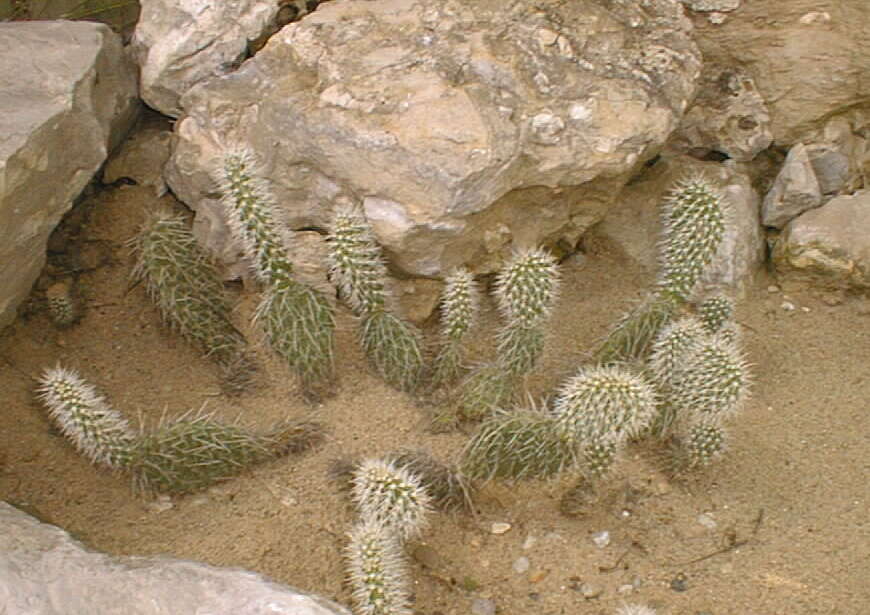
[453,248,560,419]
[218,150,336,398]
[345,457,433,615]
[131,209,254,392]
[326,205,424,393]
[45,280,81,328]
[36,365,322,494]
[596,174,727,364]
[648,294,750,468]
[460,364,657,481]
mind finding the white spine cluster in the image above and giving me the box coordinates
[345,521,412,615]
[494,248,560,330]
[672,335,750,419]
[327,205,389,314]
[439,267,480,343]
[649,315,708,390]
[352,458,432,542]
[36,366,135,470]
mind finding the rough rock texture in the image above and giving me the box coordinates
[669,64,772,161]
[0,502,351,615]
[773,191,870,291]
[103,123,173,196]
[762,144,822,229]
[688,0,870,146]
[166,0,701,282]
[595,156,764,297]
[131,0,279,117]
[0,21,139,331]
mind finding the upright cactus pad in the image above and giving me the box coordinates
[327,205,389,315]
[459,407,576,481]
[218,150,294,284]
[658,175,726,302]
[594,292,678,365]
[684,421,726,468]
[671,335,750,420]
[494,248,560,375]
[345,520,413,615]
[454,363,516,420]
[351,458,432,541]
[582,439,618,479]
[36,366,135,470]
[361,310,425,393]
[649,315,709,391]
[553,365,658,445]
[697,294,735,334]
[431,268,480,388]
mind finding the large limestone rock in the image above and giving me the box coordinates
[595,156,765,298]
[688,0,870,145]
[132,0,279,117]
[773,191,870,291]
[0,502,350,615]
[0,21,139,330]
[166,0,701,279]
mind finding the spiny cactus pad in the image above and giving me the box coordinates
[345,520,412,615]
[658,175,726,302]
[132,210,249,371]
[37,366,135,470]
[361,310,425,393]
[671,335,750,419]
[582,439,618,479]
[351,458,432,541]
[460,407,576,481]
[493,248,560,330]
[594,292,678,364]
[697,294,735,334]
[218,150,294,284]
[454,364,516,420]
[684,421,726,468]
[649,315,709,391]
[553,365,658,445]
[431,268,480,388]
[327,205,389,315]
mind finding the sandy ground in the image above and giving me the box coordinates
[1,144,869,615]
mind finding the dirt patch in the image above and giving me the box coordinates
[1,158,868,615]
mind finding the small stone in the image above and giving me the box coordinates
[780,301,796,311]
[800,306,811,313]
[591,530,610,549]
[580,582,603,599]
[490,522,511,535]
[513,556,530,574]
[528,569,549,583]
[617,583,634,594]
[471,597,497,615]
[522,535,537,550]
[767,285,780,293]
[670,573,689,592]
[697,513,717,530]
[145,494,174,513]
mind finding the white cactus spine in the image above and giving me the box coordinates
[351,458,432,542]
[345,521,412,615]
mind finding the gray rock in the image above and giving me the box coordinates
[165,0,701,286]
[0,502,350,615]
[596,156,765,298]
[681,0,740,11]
[131,0,279,117]
[670,65,772,161]
[773,190,870,291]
[691,0,870,145]
[0,21,139,331]
[761,143,822,229]
[806,145,851,196]
[103,124,173,196]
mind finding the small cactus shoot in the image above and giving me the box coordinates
[345,520,413,615]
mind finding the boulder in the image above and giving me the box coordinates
[761,143,822,229]
[131,0,279,117]
[0,502,351,615]
[668,64,772,161]
[688,0,870,145]
[773,191,870,291]
[0,21,139,331]
[595,156,765,297]
[165,0,701,283]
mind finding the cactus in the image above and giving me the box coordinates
[217,150,336,395]
[459,406,576,481]
[657,174,727,302]
[683,420,726,468]
[45,280,80,328]
[493,248,560,376]
[327,205,424,392]
[351,458,432,541]
[387,450,474,513]
[595,174,727,364]
[670,334,750,421]
[553,365,658,445]
[345,520,412,615]
[36,366,135,470]
[431,268,480,388]
[581,439,619,479]
[594,292,678,365]
[453,363,516,420]
[131,210,251,386]
[649,315,709,391]
[697,294,734,334]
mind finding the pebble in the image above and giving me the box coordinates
[144,495,174,513]
[513,556,530,574]
[780,301,796,311]
[670,573,689,592]
[580,582,603,599]
[617,583,634,594]
[528,569,549,583]
[591,530,611,548]
[471,598,496,615]
[522,535,537,550]
[697,513,717,530]
[490,522,511,535]
[767,284,780,293]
